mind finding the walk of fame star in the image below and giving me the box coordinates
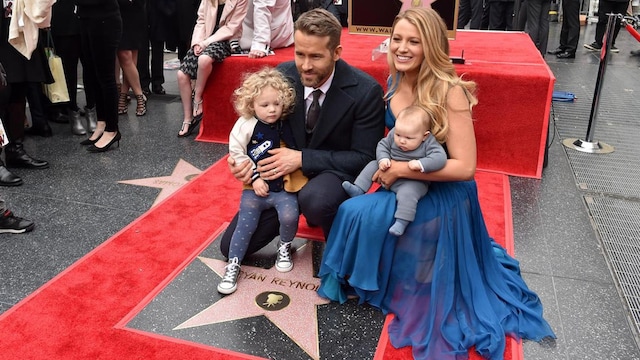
[174,244,330,360]
[400,0,435,12]
[118,159,202,206]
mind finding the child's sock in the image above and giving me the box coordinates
[342,181,365,197]
[389,219,410,236]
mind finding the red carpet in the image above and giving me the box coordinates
[198,29,554,179]
[0,158,519,360]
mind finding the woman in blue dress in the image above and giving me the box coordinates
[317,8,555,360]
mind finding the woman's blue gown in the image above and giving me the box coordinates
[317,107,555,360]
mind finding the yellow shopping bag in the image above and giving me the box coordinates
[42,31,70,104]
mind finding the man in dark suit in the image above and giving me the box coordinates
[220,8,385,258]
[547,0,580,58]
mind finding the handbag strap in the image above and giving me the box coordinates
[46,29,55,50]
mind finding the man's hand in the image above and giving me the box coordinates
[257,148,302,181]
[228,156,253,184]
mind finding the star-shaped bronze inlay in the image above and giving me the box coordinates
[118,159,202,206]
[174,244,330,359]
[400,0,435,12]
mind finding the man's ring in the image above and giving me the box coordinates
[272,169,277,175]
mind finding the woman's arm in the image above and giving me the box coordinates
[375,85,477,185]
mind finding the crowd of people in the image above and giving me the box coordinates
[2,1,559,358]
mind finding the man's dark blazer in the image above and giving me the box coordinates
[277,59,385,182]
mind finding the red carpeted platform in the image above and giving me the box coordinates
[0,158,520,360]
[198,29,555,179]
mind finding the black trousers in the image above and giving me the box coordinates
[525,0,550,54]
[219,172,348,258]
[458,0,484,29]
[558,0,581,53]
[594,0,630,47]
[80,15,121,132]
[52,33,95,111]
[137,39,165,89]
[488,1,515,30]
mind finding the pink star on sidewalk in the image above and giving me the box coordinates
[118,159,202,207]
[174,244,330,360]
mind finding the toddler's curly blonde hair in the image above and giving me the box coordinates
[233,67,296,119]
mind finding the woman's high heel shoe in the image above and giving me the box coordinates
[87,132,121,153]
[80,133,102,145]
[135,94,147,116]
[118,93,128,115]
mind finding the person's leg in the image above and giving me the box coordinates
[228,191,271,261]
[117,49,146,116]
[24,82,52,137]
[219,207,280,258]
[469,0,484,29]
[54,34,86,135]
[87,15,122,149]
[537,0,550,54]
[137,39,151,93]
[525,0,542,48]
[610,1,630,46]
[298,172,349,238]
[563,0,581,53]
[192,41,231,118]
[488,2,506,30]
[5,83,49,169]
[594,0,613,46]
[0,199,35,233]
[344,160,377,197]
[273,192,299,273]
[458,0,472,29]
[177,48,198,136]
[192,55,213,118]
[150,40,165,94]
[504,2,515,31]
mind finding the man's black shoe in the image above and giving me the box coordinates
[0,165,23,186]
[5,143,49,169]
[547,47,564,55]
[0,209,34,233]
[24,124,53,137]
[631,49,640,56]
[556,51,576,59]
[49,112,69,123]
[152,85,166,95]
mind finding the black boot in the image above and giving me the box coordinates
[69,110,87,135]
[0,159,23,186]
[5,141,49,169]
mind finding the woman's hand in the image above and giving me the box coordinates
[227,156,253,184]
[248,50,266,59]
[373,160,405,188]
[193,43,204,56]
[257,148,302,182]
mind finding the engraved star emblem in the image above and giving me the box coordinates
[174,244,330,360]
[400,0,435,12]
[118,159,202,206]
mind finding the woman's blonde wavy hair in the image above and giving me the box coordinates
[385,7,478,143]
[233,67,296,119]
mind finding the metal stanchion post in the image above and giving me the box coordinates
[562,13,616,154]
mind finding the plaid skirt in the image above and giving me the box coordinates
[179,41,231,79]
